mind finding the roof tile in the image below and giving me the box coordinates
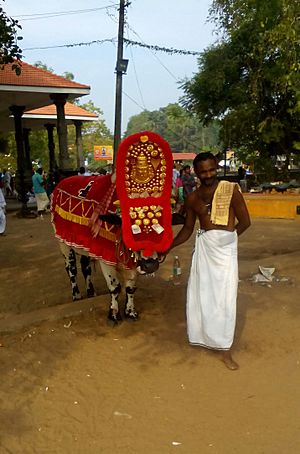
[25,102,97,118]
[0,60,90,89]
[172,153,197,161]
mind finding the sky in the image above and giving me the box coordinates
[5,0,216,133]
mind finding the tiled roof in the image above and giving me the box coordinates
[0,60,90,89]
[25,102,97,118]
[172,153,197,161]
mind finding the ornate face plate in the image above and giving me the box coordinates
[124,135,167,199]
[116,131,173,255]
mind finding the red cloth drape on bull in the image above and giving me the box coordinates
[51,174,132,266]
[116,131,173,256]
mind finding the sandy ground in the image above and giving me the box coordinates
[1,211,300,453]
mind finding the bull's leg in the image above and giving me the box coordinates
[60,244,81,301]
[80,255,96,298]
[123,269,138,320]
[99,261,122,322]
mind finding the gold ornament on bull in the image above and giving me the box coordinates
[130,151,154,184]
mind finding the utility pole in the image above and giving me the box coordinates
[113,0,129,167]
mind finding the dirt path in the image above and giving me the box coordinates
[1,213,300,453]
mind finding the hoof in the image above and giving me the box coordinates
[108,308,122,324]
[87,291,96,298]
[72,295,82,302]
[124,309,139,320]
[87,284,96,298]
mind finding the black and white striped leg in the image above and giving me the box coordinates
[64,247,81,301]
[99,261,122,322]
[80,255,96,298]
[124,269,138,319]
[125,285,138,319]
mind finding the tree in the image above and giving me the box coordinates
[33,61,54,73]
[80,100,112,141]
[125,103,220,153]
[34,62,75,82]
[0,0,22,74]
[62,71,74,81]
[181,0,300,170]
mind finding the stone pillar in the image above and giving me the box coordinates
[23,128,32,174]
[50,94,70,170]
[44,123,57,172]
[74,120,84,168]
[9,105,28,212]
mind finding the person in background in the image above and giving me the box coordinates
[172,169,185,215]
[0,172,4,197]
[169,152,251,370]
[78,166,91,176]
[238,165,248,192]
[32,168,50,218]
[181,165,196,199]
[0,188,6,234]
[238,165,246,183]
[172,161,182,188]
[2,169,12,197]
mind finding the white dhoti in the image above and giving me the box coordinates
[35,192,49,211]
[187,229,238,350]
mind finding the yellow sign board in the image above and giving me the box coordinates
[94,145,113,161]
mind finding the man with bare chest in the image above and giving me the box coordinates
[170,152,251,370]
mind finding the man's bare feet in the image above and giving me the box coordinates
[222,350,239,370]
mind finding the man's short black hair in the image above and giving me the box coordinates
[193,152,217,169]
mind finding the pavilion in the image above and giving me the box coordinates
[21,102,98,171]
[0,60,91,214]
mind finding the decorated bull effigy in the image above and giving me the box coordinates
[51,131,173,267]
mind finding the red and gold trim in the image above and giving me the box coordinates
[51,174,135,267]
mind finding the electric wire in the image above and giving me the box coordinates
[126,24,179,81]
[23,38,200,57]
[126,28,147,110]
[23,38,117,51]
[13,4,119,21]
[122,91,146,110]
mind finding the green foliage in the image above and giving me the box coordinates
[28,130,50,168]
[33,63,75,83]
[33,61,54,73]
[65,101,112,168]
[0,133,16,171]
[80,101,112,140]
[125,103,220,153]
[62,71,74,81]
[182,0,300,166]
[0,0,22,74]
